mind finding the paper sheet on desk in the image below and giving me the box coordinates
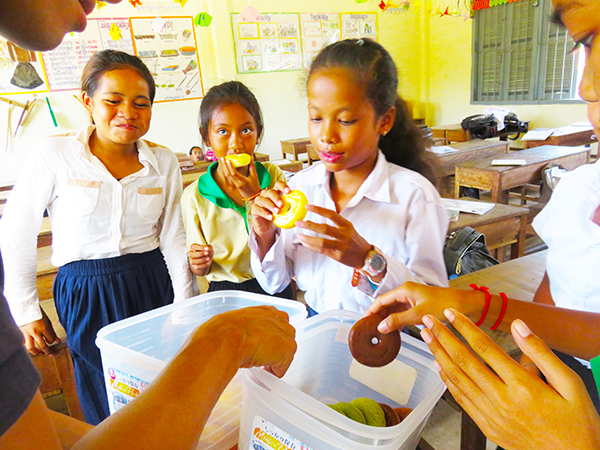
[426,145,458,154]
[441,199,495,215]
[520,129,553,141]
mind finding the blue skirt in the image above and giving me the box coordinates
[53,248,174,425]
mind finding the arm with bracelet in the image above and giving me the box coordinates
[366,282,600,361]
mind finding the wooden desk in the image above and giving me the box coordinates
[428,140,509,196]
[449,251,546,450]
[525,126,595,148]
[455,145,590,203]
[280,138,311,161]
[306,144,320,165]
[431,123,470,143]
[448,201,529,262]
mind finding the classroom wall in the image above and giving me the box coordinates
[0,0,590,186]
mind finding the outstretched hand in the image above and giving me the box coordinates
[365,282,483,334]
[188,305,297,377]
[295,204,371,269]
[420,309,600,450]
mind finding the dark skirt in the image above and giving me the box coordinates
[53,248,174,425]
[208,277,295,300]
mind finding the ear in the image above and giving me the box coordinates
[82,91,93,114]
[378,106,396,136]
[200,131,211,148]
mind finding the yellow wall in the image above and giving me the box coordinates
[0,0,590,185]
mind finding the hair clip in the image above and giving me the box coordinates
[356,38,364,46]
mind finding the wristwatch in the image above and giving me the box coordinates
[360,246,387,278]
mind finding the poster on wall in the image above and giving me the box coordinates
[340,13,378,41]
[231,12,302,74]
[299,13,340,69]
[41,18,134,92]
[0,38,49,95]
[130,16,203,102]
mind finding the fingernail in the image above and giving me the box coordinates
[422,315,434,329]
[444,308,456,322]
[433,360,442,372]
[513,319,532,338]
[420,328,433,344]
[377,320,390,334]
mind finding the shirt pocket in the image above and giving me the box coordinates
[137,187,164,222]
[65,179,100,216]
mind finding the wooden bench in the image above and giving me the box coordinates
[280,138,311,162]
[455,145,590,204]
[431,123,471,143]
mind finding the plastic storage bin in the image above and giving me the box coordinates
[239,310,446,450]
[95,290,307,449]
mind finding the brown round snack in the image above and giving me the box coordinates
[379,402,401,427]
[393,407,413,422]
[348,315,401,367]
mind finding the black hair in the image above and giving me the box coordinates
[81,50,156,103]
[199,81,264,145]
[189,146,202,156]
[308,39,434,183]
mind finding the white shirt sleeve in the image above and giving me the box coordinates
[0,149,55,326]
[373,201,449,297]
[157,153,199,301]
[248,227,293,294]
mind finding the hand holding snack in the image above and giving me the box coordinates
[220,154,261,201]
[272,190,308,229]
[188,243,214,277]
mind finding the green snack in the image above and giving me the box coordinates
[329,402,366,424]
[350,398,386,427]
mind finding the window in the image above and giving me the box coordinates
[471,0,584,103]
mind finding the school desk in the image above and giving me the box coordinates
[525,125,595,149]
[448,250,547,450]
[280,137,311,162]
[448,201,529,262]
[429,140,510,196]
[454,145,591,203]
[431,123,471,143]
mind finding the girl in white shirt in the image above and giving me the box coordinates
[250,39,448,315]
[0,50,196,424]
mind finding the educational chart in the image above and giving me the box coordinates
[231,12,302,74]
[41,18,134,92]
[340,13,378,41]
[130,16,203,102]
[299,13,341,69]
[0,38,49,95]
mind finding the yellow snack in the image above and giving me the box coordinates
[225,153,252,168]
[273,190,308,229]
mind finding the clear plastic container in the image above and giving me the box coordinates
[95,290,307,449]
[239,310,446,450]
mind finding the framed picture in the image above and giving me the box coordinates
[238,23,259,39]
[242,54,261,71]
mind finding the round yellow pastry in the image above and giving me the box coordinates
[225,153,252,168]
[273,190,308,229]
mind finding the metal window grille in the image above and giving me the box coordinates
[472,0,580,103]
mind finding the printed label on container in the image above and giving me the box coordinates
[107,368,150,410]
[249,416,313,450]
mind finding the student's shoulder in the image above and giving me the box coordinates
[386,163,440,202]
[181,179,201,203]
[143,139,176,158]
[555,161,600,197]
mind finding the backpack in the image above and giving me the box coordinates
[444,227,499,277]
[460,114,498,139]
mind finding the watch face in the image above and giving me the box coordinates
[370,253,386,272]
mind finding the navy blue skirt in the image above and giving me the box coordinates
[53,248,174,425]
[208,278,295,300]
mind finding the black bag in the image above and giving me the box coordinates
[460,114,498,139]
[444,227,499,277]
[500,113,529,140]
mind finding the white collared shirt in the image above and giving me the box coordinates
[533,160,600,313]
[249,152,449,314]
[0,125,197,326]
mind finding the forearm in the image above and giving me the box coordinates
[73,327,242,450]
[466,290,600,360]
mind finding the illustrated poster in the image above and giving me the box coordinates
[340,13,378,41]
[0,38,49,95]
[299,13,341,69]
[130,16,203,102]
[41,18,134,92]
[231,12,302,74]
